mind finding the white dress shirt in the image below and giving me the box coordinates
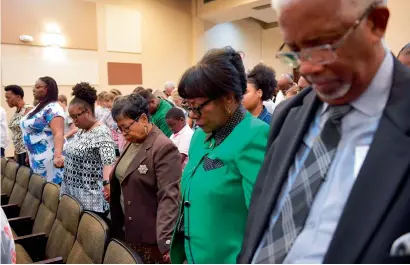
[170,124,193,169]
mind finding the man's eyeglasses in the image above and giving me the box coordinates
[70,110,87,120]
[276,2,379,69]
[182,99,212,118]
[116,115,142,133]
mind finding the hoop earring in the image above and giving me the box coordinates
[144,125,148,136]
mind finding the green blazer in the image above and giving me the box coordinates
[170,111,269,264]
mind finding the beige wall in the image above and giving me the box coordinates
[1,0,192,157]
[2,0,410,157]
[202,19,263,70]
[386,0,410,55]
[2,0,98,50]
[194,18,291,77]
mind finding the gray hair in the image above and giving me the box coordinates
[398,43,410,57]
[281,73,294,83]
[164,81,176,90]
[271,0,387,16]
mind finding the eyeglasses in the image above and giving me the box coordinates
[182,99,212,118]
[116,115,142,133]
[70,110,87,120]
[276,2,379,69]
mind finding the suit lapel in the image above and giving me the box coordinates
[324,59,410,263]
[246,90,320,260]
[122,126,159,181]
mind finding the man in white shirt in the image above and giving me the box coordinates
[0,107,9,157]
[165,108,193,170]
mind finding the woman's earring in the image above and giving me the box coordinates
[144,125,148,135]
[225,106,232,115]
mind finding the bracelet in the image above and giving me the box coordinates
[103,180,110,186]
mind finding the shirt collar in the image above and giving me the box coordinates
[175,124,190,136]
[321,52,394,117]
[205,105,246,146]
[258,106,269,120]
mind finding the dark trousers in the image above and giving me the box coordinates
[16,153,27,166]
[0,148,4,158]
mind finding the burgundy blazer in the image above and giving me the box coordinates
[110,125,181,254]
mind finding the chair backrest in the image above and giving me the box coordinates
[19,174,46,218]
[1,157,7,177]
[45,195,83,262]
[2,161,19,196]
[103,239,143,264]
[8,166,31,206]
[67,212,110,264]
[32,183,60,236]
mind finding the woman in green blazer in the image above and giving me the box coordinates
[170,47,269,264]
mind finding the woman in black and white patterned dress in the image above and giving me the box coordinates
[61,83,116,218]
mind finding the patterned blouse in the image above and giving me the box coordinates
[61,124,116,213]
[8,104,32,154]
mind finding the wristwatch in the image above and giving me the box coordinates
[103,180,110,186]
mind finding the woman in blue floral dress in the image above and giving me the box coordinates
[20,76,65,184]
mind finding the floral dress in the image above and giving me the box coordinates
[20,102,65,184]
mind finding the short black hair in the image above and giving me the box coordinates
[70,82,97,114]
[398,43,410,57]
[247,63,277,101]
[178,46,247,101]
[111,93,150,122]
[4,85,24,98]
[165,108,185,120]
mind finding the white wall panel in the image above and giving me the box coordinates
[105,5,142,54]
[1,44,99,86]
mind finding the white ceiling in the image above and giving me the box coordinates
[251,6,278,23]
[199,0,278,25]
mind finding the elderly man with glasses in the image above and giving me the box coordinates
[238,0,410,264]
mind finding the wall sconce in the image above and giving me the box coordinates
[42,23,65,47]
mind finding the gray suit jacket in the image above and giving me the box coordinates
[238,58,410,264]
